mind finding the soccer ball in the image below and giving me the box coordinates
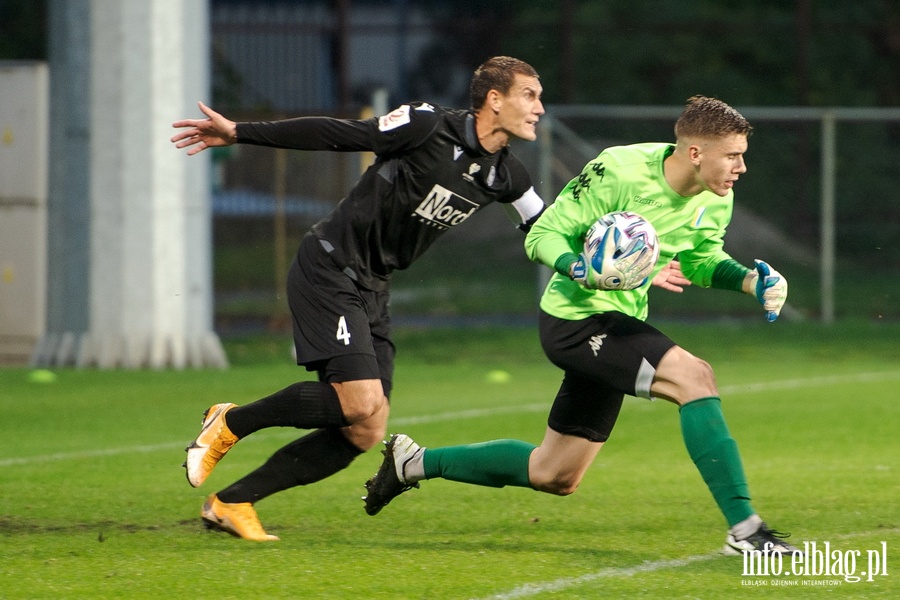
[582,211,660,290]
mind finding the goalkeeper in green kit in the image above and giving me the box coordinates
[364,95,799,555]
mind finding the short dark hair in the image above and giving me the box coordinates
[674,95,752,140]
[469,56,539,110]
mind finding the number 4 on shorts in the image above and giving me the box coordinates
[336,316,351,346]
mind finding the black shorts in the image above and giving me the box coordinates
[538,310,675,442]
[288,235,395,396]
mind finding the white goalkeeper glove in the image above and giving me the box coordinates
[570,254,589,286]
[749,259,788,322]
[569,250,650,291]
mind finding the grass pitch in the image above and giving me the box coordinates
[1,321,898,599]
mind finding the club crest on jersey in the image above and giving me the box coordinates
[378,105,411,131]
[413,184,478,230]
[463,163,481,183]
[462,163,496,187]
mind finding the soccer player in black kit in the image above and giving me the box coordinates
[170,57,548,540]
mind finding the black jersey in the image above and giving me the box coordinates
[237,102,536,291]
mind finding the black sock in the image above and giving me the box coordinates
[225,381,347,438]
[217,428,363,504]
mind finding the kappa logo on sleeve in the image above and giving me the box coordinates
[378,105,412,131]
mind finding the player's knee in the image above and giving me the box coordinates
[533,472,583,496]
[344,424,386,451]
[660,349,718,402]
[340,397,381,423]
[339,391,389,451]
[335,384,385,423]
[687,356,717,394]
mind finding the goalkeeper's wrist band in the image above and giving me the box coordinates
[711,259,751,292]
[555,252,581,277]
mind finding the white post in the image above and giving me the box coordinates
[819,111,836,325]
[536,115,555,298]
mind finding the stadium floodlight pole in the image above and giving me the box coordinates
[819,110,836,325]
[535,114,556,299]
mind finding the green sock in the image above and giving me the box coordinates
[679,397,754,527]
[423,439,535,488]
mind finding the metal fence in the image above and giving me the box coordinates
[210,1,440,113]
[533,106,900,324]
[212,104,900,328]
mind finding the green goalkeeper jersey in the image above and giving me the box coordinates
[526,142,737,321]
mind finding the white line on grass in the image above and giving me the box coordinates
[471,529,900,600]
[472,553,720,600]
[0,442,184,467]
[391,403,548,426]
[2,370,899,468]
[0,404,553,468]
[718,370,900,395]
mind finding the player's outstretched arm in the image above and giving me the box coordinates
[743,259,788,322]
[652,260,691,293]
[171,101,238,155]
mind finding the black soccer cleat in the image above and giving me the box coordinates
[363,434,420,516]
[723,522,801,556]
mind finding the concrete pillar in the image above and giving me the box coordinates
[36,0,226,369]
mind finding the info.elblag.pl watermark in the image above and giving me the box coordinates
[741,541,889,587]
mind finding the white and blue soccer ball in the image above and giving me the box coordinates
[583,211,660,290]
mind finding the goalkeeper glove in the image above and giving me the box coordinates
[570,254,588,286]
[750,259,787,322]
[568,248,650,291]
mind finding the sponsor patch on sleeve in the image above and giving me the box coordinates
[378,104,412,131]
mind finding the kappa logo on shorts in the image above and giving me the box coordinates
[413,184,479,230]
[588,333,607,357]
